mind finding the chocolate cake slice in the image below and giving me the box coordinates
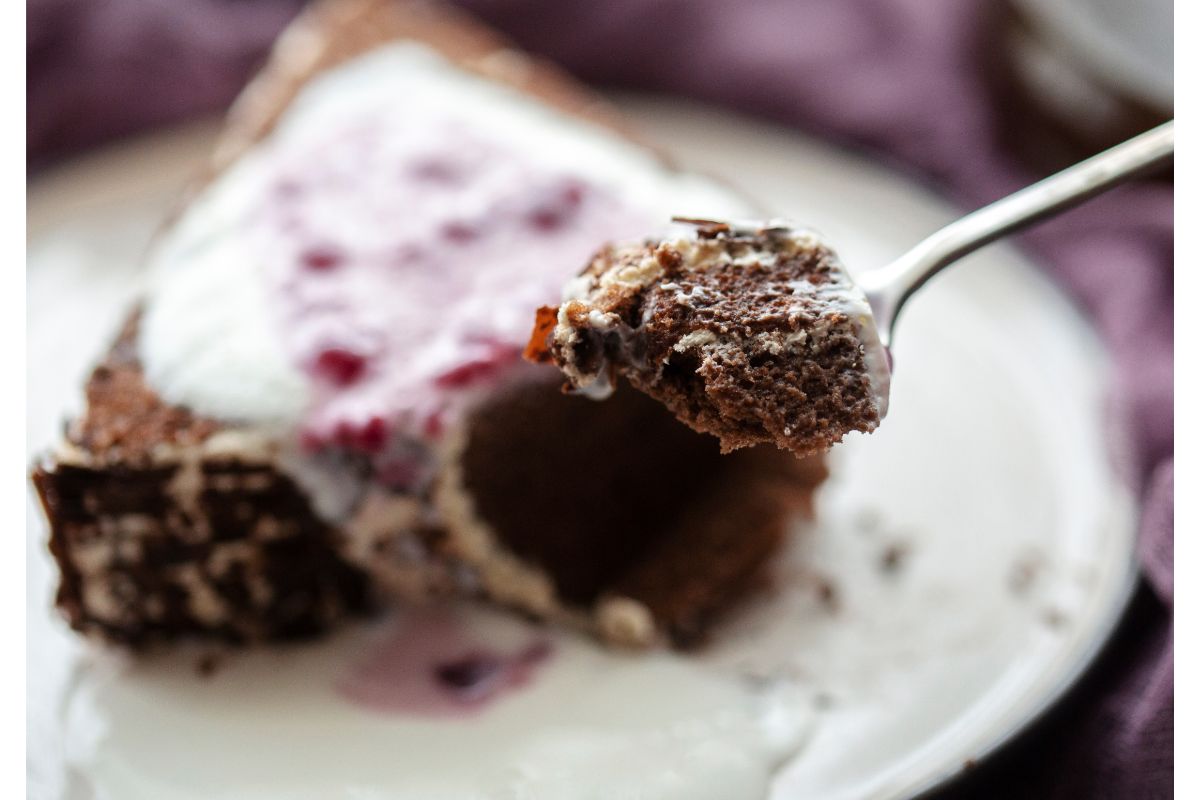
[32,0,828,650]
[531,219,891,458]
[31,319,371,645]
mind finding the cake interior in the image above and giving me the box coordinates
[459,375,821,645]
[539,222,889,458]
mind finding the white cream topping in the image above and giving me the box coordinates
[140,231,309,429]
[138,43,750,435]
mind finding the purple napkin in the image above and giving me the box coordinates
[27,0,304,166]
[26,0,1172,795]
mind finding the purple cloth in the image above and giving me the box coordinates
[28,0,304,166]
[26,0,1172,795]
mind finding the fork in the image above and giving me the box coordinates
[855,121,1174,350]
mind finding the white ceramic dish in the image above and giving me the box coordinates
[26,98,1137,800]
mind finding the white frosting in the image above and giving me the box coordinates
[140,228,309,428]
[138,43,750,430]
[846,292,891,419]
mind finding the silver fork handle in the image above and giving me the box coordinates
[858,120,1174,348]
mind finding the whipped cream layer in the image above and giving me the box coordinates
[140,44,750,467]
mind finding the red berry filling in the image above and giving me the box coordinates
[301,245,345,271]
[440,220,482,244]
[313,347,368,386]
[526,179,587,231]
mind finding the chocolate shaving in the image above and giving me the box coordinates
[880,541,909,575]
[670,216,731,239]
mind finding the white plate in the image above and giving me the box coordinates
[26,98,1137,800]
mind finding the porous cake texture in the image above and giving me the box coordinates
[531,219,889,458]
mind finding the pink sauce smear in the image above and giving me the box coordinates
[254,116,654,483]
[336,609,553,717]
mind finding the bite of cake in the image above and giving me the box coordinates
[528,219,891,458]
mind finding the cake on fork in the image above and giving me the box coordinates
[32,0,827,650]
[528,219,890,458]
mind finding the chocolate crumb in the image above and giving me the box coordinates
[670,216,731,238]
[1041,608,1068,629]
[880,541,910,575]
[815,577,839,612]
[195,652,223,678]
[1007,554,1043,595]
